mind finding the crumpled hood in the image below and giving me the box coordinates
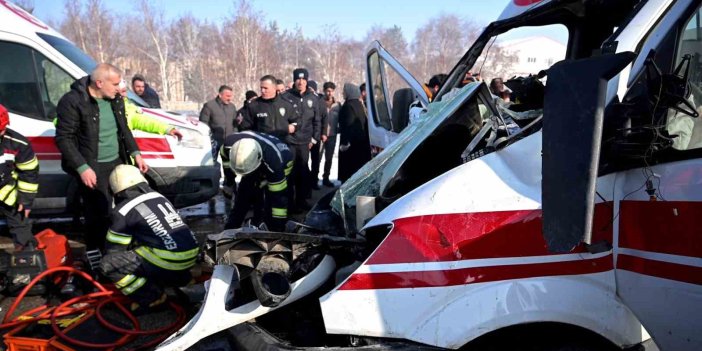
[331,82,481,232]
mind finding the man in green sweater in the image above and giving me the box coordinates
[55,63,147,251]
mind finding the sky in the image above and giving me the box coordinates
[32,0,515,41]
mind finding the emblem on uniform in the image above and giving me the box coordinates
[307,99,313,108]
[279,107,286,116]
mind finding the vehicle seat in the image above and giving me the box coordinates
[391,88,415,132]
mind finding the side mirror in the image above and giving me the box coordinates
[542,52,636,253]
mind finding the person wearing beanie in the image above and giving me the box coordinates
[308,80,318,93]
[280,68,322,211]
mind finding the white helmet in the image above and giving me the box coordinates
[109,164,147,194]
[229,138,262,175]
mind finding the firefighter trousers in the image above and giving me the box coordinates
[0,202,33,246]
[100,249,192,307]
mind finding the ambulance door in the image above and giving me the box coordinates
[365,41,428,149]
[613,2,702,350]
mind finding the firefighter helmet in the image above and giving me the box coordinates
[109,164,147,194]
[229,138,262,175]
[0,104,9,132]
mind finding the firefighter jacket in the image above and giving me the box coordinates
[220,131,293,222]
[0,129,39,209]
[123,97,174,135]
[239,95,299,141]
[280,88,322,145]
[106,187,199,271]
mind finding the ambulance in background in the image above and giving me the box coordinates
[0,1,219,214]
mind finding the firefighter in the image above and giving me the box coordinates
[0,104,39,251]
[221,131,293,232]
[100,165,199,311]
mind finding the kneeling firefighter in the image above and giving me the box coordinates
[222,131,293,231]
[100,165,199,311]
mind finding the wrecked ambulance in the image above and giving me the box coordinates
[160,0,702,350]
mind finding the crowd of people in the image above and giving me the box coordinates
[196,68,374,233]
[0,60,512,312]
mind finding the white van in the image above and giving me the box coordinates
[0,1,219,214]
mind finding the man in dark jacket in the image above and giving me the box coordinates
[56,63,147,251]
[239,75,298,141]
[200,85,238,195]
[280,68,321,210]
[320,82,341,187]
[131,74,161,108]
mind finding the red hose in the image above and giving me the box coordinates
[50,292,138,349]
[1,265,190,350]
[2,266,109,324]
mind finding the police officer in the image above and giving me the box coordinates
[100,165,199,312]
[280,68,321,210]
[221,131,293,232]
[0,104,39,251]
[238,75,298,141]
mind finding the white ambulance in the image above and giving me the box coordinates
[0,1,219,214]
[162,0,702,350]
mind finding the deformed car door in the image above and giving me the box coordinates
[365,41,429,149]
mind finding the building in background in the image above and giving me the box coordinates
[498,36,566,78]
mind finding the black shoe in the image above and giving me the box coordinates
[322,179,335,187]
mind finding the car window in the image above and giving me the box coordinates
[36,33,97,74]
[368,51,393,131]
[35,53,74,121]
[667,5,702,150]
[0,41,44,119]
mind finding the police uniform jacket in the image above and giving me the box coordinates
[238,95,298,140]
[280,88,321,145]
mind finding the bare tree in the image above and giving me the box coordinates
[408,14,481,82]
[132,0,171,100]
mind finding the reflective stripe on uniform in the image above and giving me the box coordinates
[267,179,287,192]
[15,156,38,171]
[0,183,14,200]
[240,131,283,162]
[4,135,27,146]
[3,190,16,206]
[150,247,199,261]
[135,247,196,271]
[271,207,287,218]
[122,277,147,295]
[118,192,164,216]
[0,183,17,206]
[115,274,137,289]
[106,230,132,245]
[284,161,293,176]
[17,180,38,193]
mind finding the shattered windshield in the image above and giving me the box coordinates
[331,83,482,232]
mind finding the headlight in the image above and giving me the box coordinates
[178,128,208,149]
